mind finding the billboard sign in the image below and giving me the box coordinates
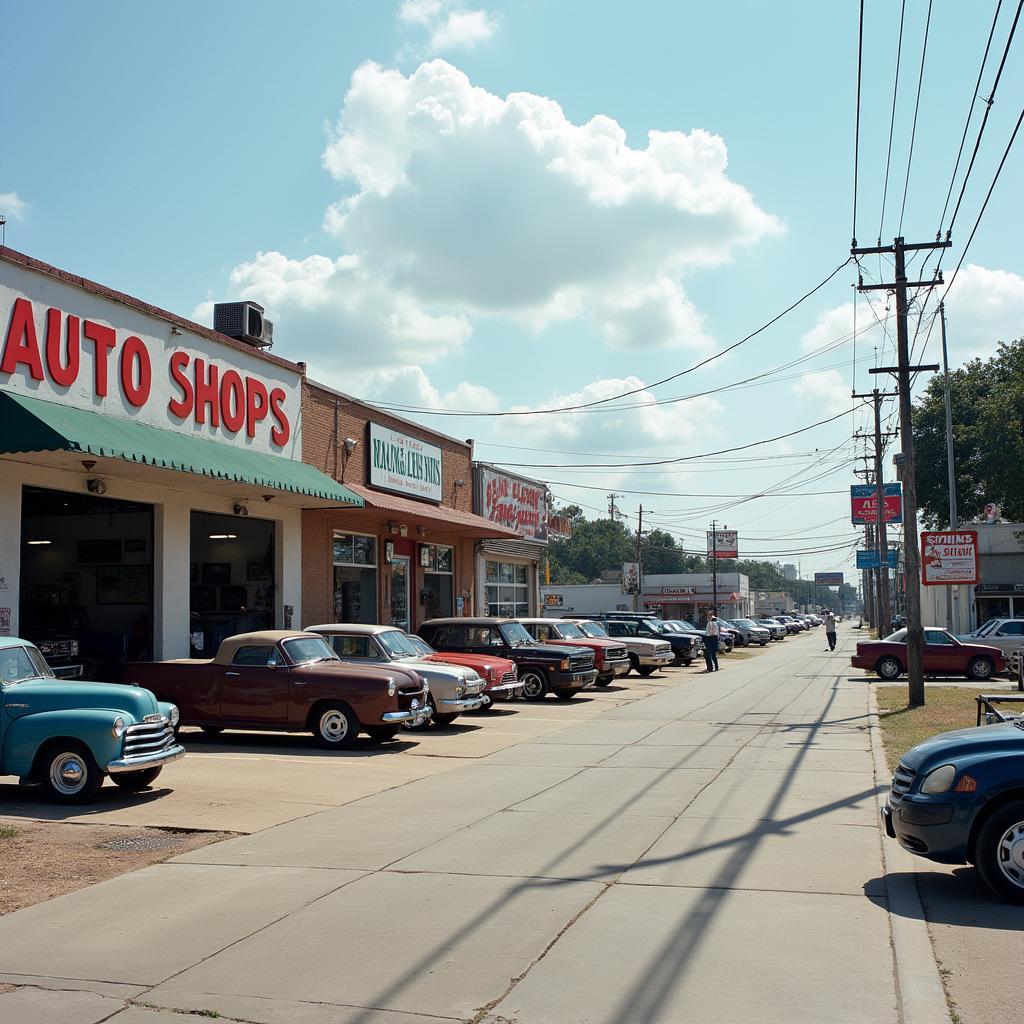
[921,531,980,586]
[478,466,548,541]
[850,483,903,524]
[856,549,899,569]
[706,529,738,559]
[368,422,443,503]
[622,562,640,594]
[814,572,844,587]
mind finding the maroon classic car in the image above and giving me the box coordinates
[851,627,1005,681]
[125,630,431,748]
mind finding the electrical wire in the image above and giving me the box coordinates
[853,0,865,246]
[878,0,908,243]
[898,0,934,236]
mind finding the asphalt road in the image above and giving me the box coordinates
[0,629,973,1024]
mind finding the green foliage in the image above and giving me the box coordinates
[547,507,636,583]
[913,339,1024,526]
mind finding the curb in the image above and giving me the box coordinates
[867,685,952,1024]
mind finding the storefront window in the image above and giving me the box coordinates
[485,559,532,617]
[334,532,378,625]
[419,544,454,620]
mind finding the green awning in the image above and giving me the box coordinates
[0,391,363,506]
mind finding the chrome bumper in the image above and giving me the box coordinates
[107,743,186,774]
[383,706,433,725]
[487,680,524,695]
[640,652,675,667]
[607,660,631,677]
[439,693,490,712]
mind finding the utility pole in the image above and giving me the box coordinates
[634,504,644,613]
[856,234,949,707]
[854,390,898,638]
[608,493,623,522]
[709,519,719,613]
[855,461,878,631]
[940,301,960,634]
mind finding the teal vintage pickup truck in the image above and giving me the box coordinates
[0,636,184,803]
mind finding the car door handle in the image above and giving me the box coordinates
[293,679,306,686]
[225,671,240,677]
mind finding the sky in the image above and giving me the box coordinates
[3,0,1023,580]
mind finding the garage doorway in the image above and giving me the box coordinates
[20,486,154,680]
[189,511,275,657]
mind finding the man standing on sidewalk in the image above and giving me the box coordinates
[704,613,721,672]
[825,609,837,651]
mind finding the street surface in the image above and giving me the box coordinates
[0,630,957,1023]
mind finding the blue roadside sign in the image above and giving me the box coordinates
[856,549,898,569]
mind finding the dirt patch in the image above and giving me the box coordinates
[0,818,232,916]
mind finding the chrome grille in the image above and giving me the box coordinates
[122,718,174,759]
[569,653,594,671]
[500,670,518,685]
[890,761,916,798]
[607,646,628,660]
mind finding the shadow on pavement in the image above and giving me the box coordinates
[867,869,1023,928]
[0,781,176,821]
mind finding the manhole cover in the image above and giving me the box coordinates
[100,835,185,853]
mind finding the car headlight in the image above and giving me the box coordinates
[168,705,180,728]
[422,679,430,695]
[920,764,957,794]
[455,682,465,697]
[112,716,125,739]
[560,659,570,671]
[388,679,397,697]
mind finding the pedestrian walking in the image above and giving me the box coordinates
[704,613,721,671]
[825,609,837,651]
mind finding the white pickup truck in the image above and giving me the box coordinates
[569,619,674,677]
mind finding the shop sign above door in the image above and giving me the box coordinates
[0,265,300,457]
[368,422,443,503]
[478,466,548,542]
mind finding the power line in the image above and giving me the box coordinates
[367,259,853,418]
[852,0,865,246]
[898,0,934,236]
[878,0,908,243]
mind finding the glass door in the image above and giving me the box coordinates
[390,556,411,631]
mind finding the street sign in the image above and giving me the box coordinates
[921,531,980,585]
[856,549,898,569]
[706,529,738,559]
[814,572,844,586]
[850,483,903,524]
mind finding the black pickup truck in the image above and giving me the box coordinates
[597,613,702,666]
[419,617,597,701]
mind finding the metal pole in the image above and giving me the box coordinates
[940,301,960,634]
[710,520,718,613]
[634,504,643,613]
[872,391,892,636]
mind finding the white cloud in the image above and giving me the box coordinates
[398,1,498,53]
[207,60,779,385]
[800,300,894,356]
[0,191,28,221]
[942,264,1024,362]
[363,364,497,411]
[792,369,851,416]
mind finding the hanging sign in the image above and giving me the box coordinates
[706,529,738,559]
[921,530,980,585]
[478,466,548,541]
[814,572,844,586]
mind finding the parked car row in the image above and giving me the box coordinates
[852,627,1006,681]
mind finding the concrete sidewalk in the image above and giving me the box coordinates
[0,630,950,1024]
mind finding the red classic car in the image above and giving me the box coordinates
[125,630,431,748]
[516,618,630,686]
[402,633,524,701]
[851,627,1005,681]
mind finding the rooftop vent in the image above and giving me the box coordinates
[213,301,274,350]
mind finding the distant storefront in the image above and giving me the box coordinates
[473,464,549,617]
[300,387,519,631]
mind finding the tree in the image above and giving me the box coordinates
[547,506,635,583]
[913,339,1024,526]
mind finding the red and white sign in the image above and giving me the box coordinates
[707,529,738,559]
[850,484,903,524]
[1,263,300,456]
[479,467,548,541]
[921,530,980,586]
[662,586,696,595]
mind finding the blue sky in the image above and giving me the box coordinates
[3,0,1022,577]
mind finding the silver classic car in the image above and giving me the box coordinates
[306,623,489,727]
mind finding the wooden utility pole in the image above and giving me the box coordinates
[855,234,949,706]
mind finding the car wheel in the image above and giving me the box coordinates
[974,800,1024,903]
[111,766,163,790]
[627,654,640,677]
[366,726,400,742]
[553,688,577,700]
[967,657,995,682]
[638,666,657,677]
[682,658,693,667]
[312,704,359,749]
[520,669,549,701]
[760,640,767,647]
[433,712,460,727]
[672,653,684,667]
[595,676,613,687]
[876,656,903,680]
[39,743,103,804]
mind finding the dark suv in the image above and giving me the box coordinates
[419,617,597,701]
[596,613,702,666]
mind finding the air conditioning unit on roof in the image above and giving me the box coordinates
[213,301,274,349]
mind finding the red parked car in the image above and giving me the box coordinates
[851,627,1005,681]
[402,633,524,701]
[516,618,630,687]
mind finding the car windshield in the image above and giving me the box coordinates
[639,618,665,632]
[735,619,756,627]
[554,622,586,639]
[669,621,699,633]
[884,628,908,642]
[283,636,339,665]
[578,621,608,638]
[0,643,54,684]
[403,634,436,656]
[974,619,999,636]
[378,630,421,658]
[499,623,535,646]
